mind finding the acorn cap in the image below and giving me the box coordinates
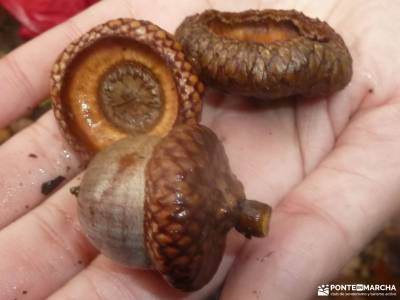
[51,18,204,160]
[144,124,271,291]
[176,9,352,100]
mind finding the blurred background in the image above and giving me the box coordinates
[0,1,398,299]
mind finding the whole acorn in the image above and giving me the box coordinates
[79,124,271,291]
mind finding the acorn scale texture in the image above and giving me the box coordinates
[144,124,245,291]
[175,9,353,100]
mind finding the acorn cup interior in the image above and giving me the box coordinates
[208,18,301,44]
[59,37,179,153]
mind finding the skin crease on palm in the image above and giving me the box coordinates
[0,0,400,299]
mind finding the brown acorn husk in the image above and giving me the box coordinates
[51,18,204,160]
[175,9,352,100]
[144,124,270,291]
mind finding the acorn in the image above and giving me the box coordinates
[50,18,272,291]
[79,124,271,291]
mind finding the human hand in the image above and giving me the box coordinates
[1,0,400,299]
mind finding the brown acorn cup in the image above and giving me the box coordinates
[175,9,353,100]
[51,18,204,160]
[79,124,271,291]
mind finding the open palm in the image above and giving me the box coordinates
[1,0,400,299]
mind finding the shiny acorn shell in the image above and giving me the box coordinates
[51,18,204,160]
[175,9,353,100]
[78,134,158,268]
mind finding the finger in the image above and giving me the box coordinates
[0,169,241,300]
[208,0,262,11]
[0,176,98,300]
[203,91,304,205]
[0,0,129,127]
[128,0,209,32]
[0,112,81,228]
[221,101,400,300]
[48,234,244,300]
[0,0,133,227]
[0,0,209,128]
[0,125,242,300]
[0,0,211,228]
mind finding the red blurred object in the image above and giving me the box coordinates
[0,0,98,39]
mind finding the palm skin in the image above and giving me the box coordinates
[0,0,399,299]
